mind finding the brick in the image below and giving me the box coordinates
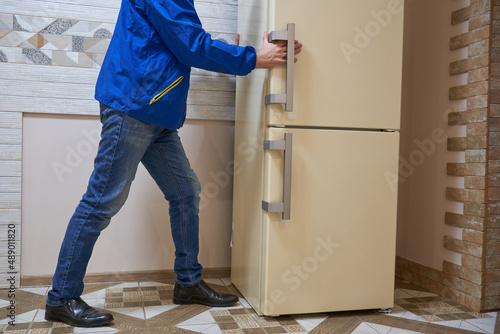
[489,187,500,201]
[441,284,482,311]
[462,253,484,270]
[470,40,490,58]
[492,77,500,90]
[494,17,500,34]
[451,26,490,50]
[396,256,484,311]
[420,276,444,296]
[465,176,486,189]
[407,259,425,274]
[443,274,482,298]
[491,104,500,117]
[491,131,500,144]
[397,267,423,287]
[493,47,500,63]
[446,187,485,203]
[445,212,484,230]
[463,229,485,244]
[487,242,500,255]
[494,33,500,48]
[492,62,500,77]
[487,228,500,241]
[422,265,446,282]
[452,6,472,25]
[464,202,485,216]
[466,149,486,162]
[448,137,467,151]
[467,122,488,136]
[489,173,500,187]
[485,282,500,296]
[487,201,500,215]
[448,109,487,125]
[469,135,488,149]
[447,162,486,176]
[450,54,490,75]
[444,236,483,258]
[485,268,500,282]
[467,95,489,109]
[489,160,500,172]
[450,81,489,100]
[491,89,500,104]
[443,260,483,284]
[484,296,500,310]
[395,266,404,280]
[486,255,500,268]
[491,118,500,132]
[471,11,492,30]
[488,147,500,160]
[452,1,491,25]
[487,215,500,228]
[469,67,489,84]
[396,256,410,270]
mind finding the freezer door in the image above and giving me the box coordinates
[261,128,399,316]
[267,0,404,129]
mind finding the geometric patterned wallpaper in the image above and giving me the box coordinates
[0,13,113,68]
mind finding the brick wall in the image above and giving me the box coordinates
[397,0,500,312]
[446,0,489,311]
[486,0,500,311]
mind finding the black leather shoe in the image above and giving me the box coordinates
[173,280,239,307]
[45,297,113,327]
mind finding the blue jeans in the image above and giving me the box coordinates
[46,105,202,307]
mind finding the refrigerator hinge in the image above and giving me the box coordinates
[380,129,398,133]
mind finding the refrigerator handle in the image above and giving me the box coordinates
[265,23,295,112]
[262,133,293,220]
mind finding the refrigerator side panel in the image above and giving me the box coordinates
[231,0,268,314]
[262,128,399,316]
[267,0,404,130]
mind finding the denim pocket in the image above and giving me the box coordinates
[99,104,113,123]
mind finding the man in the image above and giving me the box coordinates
[44,0,302,328]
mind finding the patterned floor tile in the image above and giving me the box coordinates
[2,278,499,334]
[350,322,382,334]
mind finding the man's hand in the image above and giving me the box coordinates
[256,32,302,69]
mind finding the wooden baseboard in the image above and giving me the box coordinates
[21,267,231,287]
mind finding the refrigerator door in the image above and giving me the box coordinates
[267,0,404,130]
[261,128,399,316]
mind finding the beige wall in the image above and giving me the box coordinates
[1,0,240,283]
[19,0,473,279]
[21,115,236,276]
[396,0,469,270]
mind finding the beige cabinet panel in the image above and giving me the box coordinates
[267,0,404,129]
[261,128,400,315]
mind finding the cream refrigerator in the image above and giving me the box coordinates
[231,0,404,316]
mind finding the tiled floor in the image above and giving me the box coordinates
[0,277,498,334]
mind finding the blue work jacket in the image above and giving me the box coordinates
[95,0,257,129]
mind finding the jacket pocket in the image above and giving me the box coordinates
[149,76,184,105]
